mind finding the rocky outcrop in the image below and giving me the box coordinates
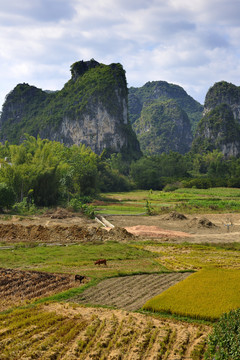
[192,81,240,156]
[203,81,240,121]
[128,80,202,155]
[0,60,141,159]
[133,99,193,155]
[129,81,203,129]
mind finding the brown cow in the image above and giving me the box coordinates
[94,259,107,266]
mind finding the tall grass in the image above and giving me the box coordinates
[143,268,240,321]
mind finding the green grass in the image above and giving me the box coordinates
[97,188,240,214]
[143,268,240,321]
[0,242,165,278]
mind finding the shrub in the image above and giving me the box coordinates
[205,308,240,359]
[68,198,95,218]
[0,182,16,211]
[12,197,37,215]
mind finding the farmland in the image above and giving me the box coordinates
[0,189,240,359]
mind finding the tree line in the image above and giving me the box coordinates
[1,135,240,211]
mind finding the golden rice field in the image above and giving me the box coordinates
[143,268,240,321]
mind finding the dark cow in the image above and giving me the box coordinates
[94,259,107,266]
[75,275,86,283]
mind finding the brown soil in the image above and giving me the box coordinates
[1,211,240,244]
[106,213,240,243]
[0,268,82,311]
[0,223,134,244]
[163,211,188,220]
[71,273,191,311]
[124,225,192,239]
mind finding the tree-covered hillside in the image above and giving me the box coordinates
[133,99,192,155]
[0,60,141,159]
[128,81,203,155]
[129,81,203,128]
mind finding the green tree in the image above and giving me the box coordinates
[0,183,16,211]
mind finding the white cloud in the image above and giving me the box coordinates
[0,0,240,109]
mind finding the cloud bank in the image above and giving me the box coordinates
[0,0,240,109]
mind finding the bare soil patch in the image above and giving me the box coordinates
[0,268,78,311]
[124,225,192,239]
[107,213,240,243]
[71,273,191,311]
[0,223,134,244]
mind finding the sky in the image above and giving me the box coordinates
[0,0,240,110]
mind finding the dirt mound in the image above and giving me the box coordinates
[105,226,135,241]
[124,225,192,239]
[163,211,187,220]
[43,207,75,219]
[0,223,135,243]
[188,217,217,228]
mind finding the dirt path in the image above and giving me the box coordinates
[71,273,191,311]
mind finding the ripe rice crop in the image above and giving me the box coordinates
[143,268,240,321]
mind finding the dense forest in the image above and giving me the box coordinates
[1,134,240,212]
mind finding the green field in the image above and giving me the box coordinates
[96,187,240,214]
[0,242,165,278]
[143,268,240,321]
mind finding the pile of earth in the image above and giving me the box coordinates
[188,217,217,228]
[163,211,188,220]
[0,224,134,243]
[43,208,76,219]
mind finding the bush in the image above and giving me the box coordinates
[205,308,240,359]
[68,198,95,218]
[12,197,37,215]
[182,178,212,189]
[0,183,16,211]
[163,182,182,192]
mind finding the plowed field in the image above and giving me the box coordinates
[0,303,210,360]
[72,273,191,311]
[0,268,76,311]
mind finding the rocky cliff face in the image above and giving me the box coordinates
[192,81,240,156]
[128,81,201,155]
[133,99,193,155]
[129,81,203,129]
[0,60,141,159]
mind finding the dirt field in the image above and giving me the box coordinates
[106,212,240,243]
[71,273,191,311]
[0,302,210,360]
[0,268,77,311]
[1,211,240,244]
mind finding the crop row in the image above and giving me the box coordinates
[0,268,74,311]
[0,304,210,360]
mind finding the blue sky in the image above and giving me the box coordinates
[0,0,240,109]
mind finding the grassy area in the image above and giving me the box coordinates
[143,268,240,321]
[0,242,165,278]
[138,242,240,271]
[97,188,240,214]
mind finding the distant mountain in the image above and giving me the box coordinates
[133,99,193,155]
[128,81,203,155]
[192,81,240,157]
[0,60,141,159]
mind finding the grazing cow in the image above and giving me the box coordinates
[94,259,107,266]
[75,275,86,283]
